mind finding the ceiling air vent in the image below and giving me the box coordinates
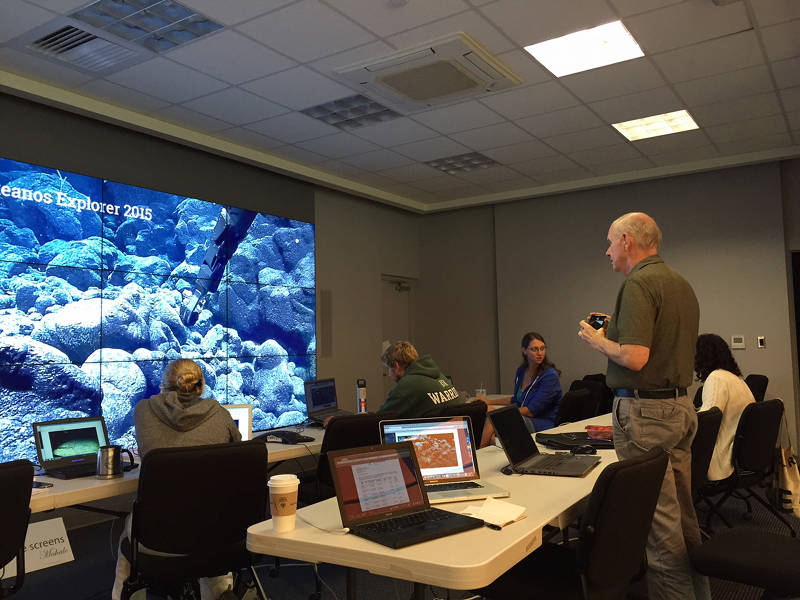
[29,25,140,72]
[335,32,523,113]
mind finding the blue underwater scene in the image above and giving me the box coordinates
[0,157,316,463]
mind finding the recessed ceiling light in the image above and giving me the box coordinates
[425,152,498,174]
[524,20,643,77]
[300,94,401,130]
[612,110,699,142]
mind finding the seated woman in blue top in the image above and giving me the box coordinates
[510,332,562,431]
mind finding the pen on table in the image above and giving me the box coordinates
[485,522,502,531]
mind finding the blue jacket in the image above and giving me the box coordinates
[512,364,562,432]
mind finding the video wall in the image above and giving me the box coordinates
[0,156,316,463]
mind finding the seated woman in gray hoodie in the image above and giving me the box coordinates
[112,359,241,600]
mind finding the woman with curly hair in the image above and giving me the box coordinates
[695,333,755,480]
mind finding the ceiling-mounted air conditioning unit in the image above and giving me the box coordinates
[334,32,523,113]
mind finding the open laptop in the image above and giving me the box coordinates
[379,416,509,504]
[33,416,109,479]
[304,378,351,424]
[328,442,484,549]
[490,406,601,477]
[223,404,253,441]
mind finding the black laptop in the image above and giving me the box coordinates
[327,442,484,549]
[490,407,601,477]
[33,416,109,479]
[304,378,352,424]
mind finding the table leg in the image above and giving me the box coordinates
[346,567,356,600]
[413,582,426,599]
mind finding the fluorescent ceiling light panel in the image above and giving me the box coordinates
[524,21,643,77]
[612,110,699,141]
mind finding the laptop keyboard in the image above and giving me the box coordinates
[533,454,567,468]
[355,508,453,534]
[261,430,314,444]
[428,481,483,492]
[47,463,97,479]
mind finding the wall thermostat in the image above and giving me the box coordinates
[731,335,745,349]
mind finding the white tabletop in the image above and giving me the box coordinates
[247,415,615,590]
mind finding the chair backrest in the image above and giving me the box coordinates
[0,459,33,597]
[732,398,783,476]
[581,374,615,414]
[578,447,668,600]
[555,388,595,426]
[439,400,488,446]
[569,380,607,416]
[318,413,383,488]
[744,374,769,402]
[691,407,723,496]
[132,441,268,556]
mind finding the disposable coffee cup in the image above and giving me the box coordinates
[268,474,299,533]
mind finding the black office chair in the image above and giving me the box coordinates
[697,399,795,537]
[476,447,668,600]
[555,388,596,426]
[569,380,606,417]
[120,441,269,600]
[690,408,722,536]
[581,374,614,415]
[693,385,704,409]
[744,374,769,402]
[0,460,33,599]
[691,527,800,598]
[439,399,488,447]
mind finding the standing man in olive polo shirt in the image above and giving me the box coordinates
[578,212,708,600]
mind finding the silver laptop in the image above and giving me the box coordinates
[379,416,509,504]
[304,378,351,424]
[32,416,109,479]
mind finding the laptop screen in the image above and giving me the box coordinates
[223,404,252,441]
[328,442,427,527]
[33,416,109,467]
[304,378,337,415]
[489,406,540,466]
[379,417,478,484]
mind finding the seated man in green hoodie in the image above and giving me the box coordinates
[377,341,461,418]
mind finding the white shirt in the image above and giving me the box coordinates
[700,369,755,481]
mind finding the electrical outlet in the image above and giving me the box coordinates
[757,336,766,348]
[731,335,745,349]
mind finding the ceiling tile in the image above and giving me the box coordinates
[544,126,625,154]
[495,49,552,86]
[690,92,782,127]
[625,1,751,54]
[318,160,365,178]
[675,65,774,107]
[155,105,232,133]
[411,175,463,192]
[106,58,227,103]
[482,139,556,163]
[705,114,788,145]
[236,0,375,63]
[78,79,169,112]
[480,81,580,120]
[219,128,284,151]
[508,154,579,177]
[516,105,604,138]
[479,0,616,46]
[242,66,354,110]
[385,8,515,55]
[653,30,764,83]
[761,19,800,61]
[590,156,655,176]
[750,0,800,27]
[0,0,53,43]
[786,110,800,131]
[773,57,800,89]
[648,144,720,166]
[26,0,86,11]
[455,165,521,184]
[351,118,438,146]
[246,112,339,143]
[608,0,683,18]
[295,132,380,158]
[328,0,468,38]
[535,166,594,184]
[716,132,793,155]
[180,0,292,25]
[481,175,538,193]
[411,100,506,134]
[568,142,642,166]
[781,86,800,111]
[449,122,532,150]
[632,129,711,156]
[308,40,395,75]
[560,58,666,103]
[182,88,288,125]
[392,137,471,161]
[167,30,296,84]
[340,149,415,171]
[378,162,447,182]
[272,144,327,164]
[0,47,93,88]
[589,86,684,123]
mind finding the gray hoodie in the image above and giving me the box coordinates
[134,391,241,457]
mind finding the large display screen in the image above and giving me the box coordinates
[0,156,316,463]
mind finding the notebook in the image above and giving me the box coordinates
[379,416,509,504]
[304,378,352,424]
[223,404,253,441]
[33,416,109,479]
[327,442,485,549]
[490,407,601,477]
